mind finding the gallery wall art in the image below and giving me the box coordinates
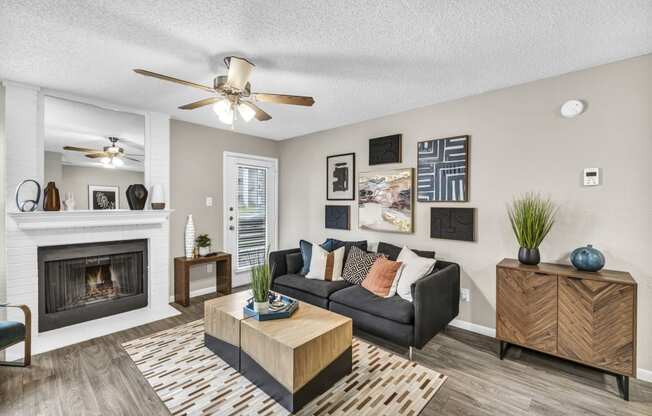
[327,153,355,200]
[325,205,351,230]
[430,207,475,241]
[88,185,119,210]
[358,168,413,233]
[369,134,402,165]
[417,135,469,202]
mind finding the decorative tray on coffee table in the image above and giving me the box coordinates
[243,293,299,321]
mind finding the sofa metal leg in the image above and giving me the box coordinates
[408,346,414,361]
[616,375,629,401]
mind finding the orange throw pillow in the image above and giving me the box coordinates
[362,257,403,297]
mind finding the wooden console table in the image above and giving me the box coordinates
[496,258,637,400]
[174,253,232,307]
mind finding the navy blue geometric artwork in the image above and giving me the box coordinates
[417,135,469,202]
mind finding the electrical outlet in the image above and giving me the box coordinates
[206,197,213,207]
[207,264,213,273]
[460,288,471,303]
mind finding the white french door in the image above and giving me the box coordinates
[223,152,278,273]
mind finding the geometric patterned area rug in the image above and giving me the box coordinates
[122,320,446,415]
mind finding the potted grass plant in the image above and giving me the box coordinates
[195,234,211,257]
[507,193,557,265]
[250,257,271,313]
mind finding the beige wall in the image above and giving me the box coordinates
[43,153,144,210]
[0,84,5,314]
[278,55,652,372]
[170,120,279,292]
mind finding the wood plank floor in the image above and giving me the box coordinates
[1,292,650,415]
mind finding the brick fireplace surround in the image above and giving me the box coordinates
[2,81,180,360]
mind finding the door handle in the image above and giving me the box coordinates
[229,226,235,231]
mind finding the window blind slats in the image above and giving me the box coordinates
[237,166,267,269]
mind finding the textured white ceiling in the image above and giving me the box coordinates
[1,1,650,140]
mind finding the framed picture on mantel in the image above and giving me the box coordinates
[326,153,355,200]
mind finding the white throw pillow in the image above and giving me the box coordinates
[396,246,437,302]
[306,245,345,281]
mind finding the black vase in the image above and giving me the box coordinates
[518,247,540,265]
[126,184,148,210]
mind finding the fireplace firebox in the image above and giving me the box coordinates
[38,239,148,332]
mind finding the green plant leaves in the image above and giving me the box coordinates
[507,193,556,249]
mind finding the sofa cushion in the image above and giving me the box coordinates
[329,285,414,324]
[285,252,303,275]
[361,257,403,298]
[377,241,435,261]
[0,321,25,349]
[274,274,351,298]
[323,239,368,261]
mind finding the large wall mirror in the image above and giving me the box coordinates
[43,96,145,210]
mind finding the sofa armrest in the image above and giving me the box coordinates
[269,248,301,283]
[412,262,460,349]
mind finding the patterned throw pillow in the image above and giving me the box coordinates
[342,246,383,284]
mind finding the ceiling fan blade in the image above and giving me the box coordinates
[225,57,255,91]
[133,69,215,93]
[85,152,110,159]
[252,93,315,106]
[241,101,272,121]
[124,156,143,163]
[178,96,221,110]
[63,146,103,153]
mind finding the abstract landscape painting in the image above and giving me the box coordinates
[358,168,413,233]
[417,135,469,202]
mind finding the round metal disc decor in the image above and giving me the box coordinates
[15,179,41,212]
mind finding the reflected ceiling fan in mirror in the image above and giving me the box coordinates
[63,137,143,168]
[133,56,315,126]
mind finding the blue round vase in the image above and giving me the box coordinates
[570,244,605,272]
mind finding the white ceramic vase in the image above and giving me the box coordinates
[184,215,195,258]
[198,246,210,257]
[63,192,75,211]
[151,184,165,210]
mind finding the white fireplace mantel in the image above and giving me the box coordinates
[9,209,174,230]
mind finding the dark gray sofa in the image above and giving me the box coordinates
[269,245,460,349]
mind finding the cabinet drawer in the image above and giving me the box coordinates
[558,276,635,375]
[496,267,558,354]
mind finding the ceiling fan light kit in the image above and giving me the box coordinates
[133,55,315,127]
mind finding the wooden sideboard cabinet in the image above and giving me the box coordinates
[496,258,637,400]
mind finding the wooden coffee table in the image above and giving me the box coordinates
[204,293,352,413]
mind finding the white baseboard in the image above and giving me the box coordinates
[449,318,652,383]
[168,286,219,303]
[638,368,652,383]
[449,318,496,338]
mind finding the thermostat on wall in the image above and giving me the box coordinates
[583,168,600,186]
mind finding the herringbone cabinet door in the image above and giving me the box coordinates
[496,268,558,354]
[558,276,635,375]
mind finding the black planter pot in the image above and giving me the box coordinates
[518,247,540,265]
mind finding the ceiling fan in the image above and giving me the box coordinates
[133,56,315,125]
[63,137,143,168]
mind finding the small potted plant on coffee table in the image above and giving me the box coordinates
[250,258,271,314]
[507,192,556,265]
[195,234,211,257]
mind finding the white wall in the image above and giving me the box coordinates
[0,84,5,322]
[278,55,652,373]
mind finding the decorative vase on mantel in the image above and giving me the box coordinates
[126,184,148,210]
[184,215,196,259]
[151,184,166,210]
[43,182,61,211]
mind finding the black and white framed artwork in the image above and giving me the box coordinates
[325,205,351,230]
[369,134,402,165]
[326,153,355,200]
[89,185,119,210]
[417,135,469,202]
